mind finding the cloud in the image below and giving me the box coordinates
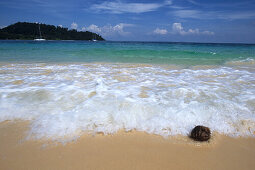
[58,25,63,28]
[172,23,184,34]
[81,27,86,31]
[186,0,254,8]
[70,22,78,30]
[224,11,255,20]
[173,9,255,20]
[164,0,173,5]
[83,23,134,37]
[172,23,214,35]
[86,24,102,33]
[153,28,168,35]
[202,31,215,35]
[111,23,134,35]
[173,10,202,19]
[186,0,201,6]
[153,23,214,36]
[91,0,172,14]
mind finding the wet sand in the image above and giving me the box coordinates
[0,121,255,170]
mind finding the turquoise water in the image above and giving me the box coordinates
[0,40,255,65]
[0,40,255,141]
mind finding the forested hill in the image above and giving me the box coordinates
[0,22,104,41]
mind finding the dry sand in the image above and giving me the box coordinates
[0,121,255,170]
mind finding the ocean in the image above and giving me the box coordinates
[0,40,255,142]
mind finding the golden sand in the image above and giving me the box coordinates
[12,80,24,85]
[0,121,255,170]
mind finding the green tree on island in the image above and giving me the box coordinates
[0,22,104,41]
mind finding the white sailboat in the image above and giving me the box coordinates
[34,23,46,41]
[92,34,97,42]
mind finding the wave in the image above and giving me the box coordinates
[225,58,255,66]
[0,63,255,142]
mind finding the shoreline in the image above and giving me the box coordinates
[0,62,255,141]
[1,121,255,170]
[0,60,253,68]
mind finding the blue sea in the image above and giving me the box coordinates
[0,40,255,141]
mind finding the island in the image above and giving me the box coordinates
[0,22,104,41]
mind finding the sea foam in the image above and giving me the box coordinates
[0,63,255,141]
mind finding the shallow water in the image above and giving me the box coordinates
[0,40,255,65]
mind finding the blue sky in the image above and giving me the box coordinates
[1,0,255,43]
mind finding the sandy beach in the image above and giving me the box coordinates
[1,0,255,168]
[0,121,255,170]
[0,43,255,170]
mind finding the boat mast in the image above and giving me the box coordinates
[34,22,45,41]
[38,24,42,39]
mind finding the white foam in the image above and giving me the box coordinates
[0,63,255,141]
[225,58,255,66]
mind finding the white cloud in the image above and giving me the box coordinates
[81,27,86,31]
[70,22,78,30]
[173,10,255,20]
[112,23,134,35]
[202,31,215,35]
[224,11,255,20]
[164,0,173,5]
[91,1,172,14]
[83,23,134,37]
[172,23,214,35]
[172,23,186,35]
[187,0,201,6]
[58,25,63,28]
[86,24,102,33]
[153,28,168,35]
[173,10,202,19]
[153,23,214,36]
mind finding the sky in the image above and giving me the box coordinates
[0,0,255,43]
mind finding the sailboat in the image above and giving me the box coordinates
[92,34,97,42]
[34,23,46,41]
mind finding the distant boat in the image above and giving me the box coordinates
[34,38,46,41]
[34,23,46,41]
[92,34,97,42]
